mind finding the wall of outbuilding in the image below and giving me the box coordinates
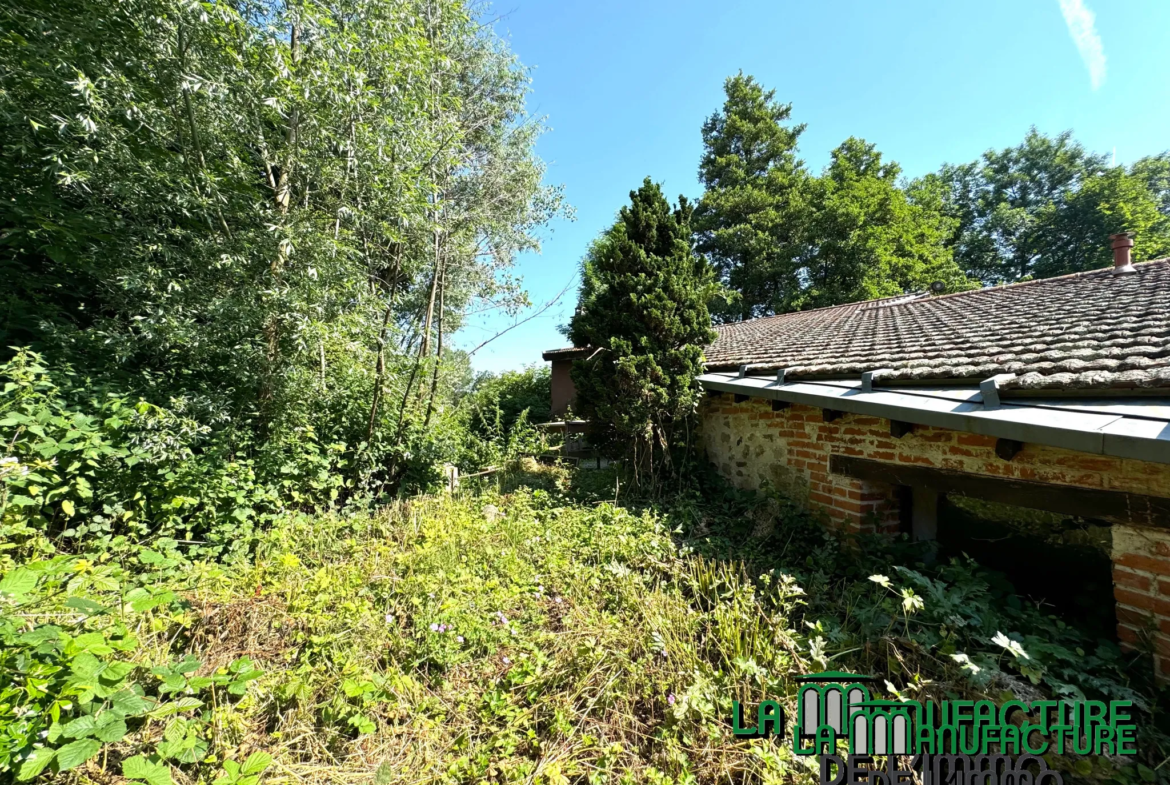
[698,392,1170,677]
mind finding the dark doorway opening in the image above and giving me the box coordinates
[936,495,1116,641]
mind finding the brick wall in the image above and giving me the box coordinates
[698,393,1170,672]
[1112,525,1170,677]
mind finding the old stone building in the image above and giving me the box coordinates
[544,240,1170,677]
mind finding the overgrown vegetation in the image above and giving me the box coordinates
[3,3,1169,783]
[3,464,1166,783]
[0,0,565,503]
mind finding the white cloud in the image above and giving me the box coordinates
[1058,0,1107,90]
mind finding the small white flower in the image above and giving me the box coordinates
[869,574,891,588]
[384,613,395,624]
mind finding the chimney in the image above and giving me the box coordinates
[1110,232,1137,275]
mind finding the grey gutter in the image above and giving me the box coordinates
[698,372,1170,465]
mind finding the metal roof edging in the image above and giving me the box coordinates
[698,373,1170,465]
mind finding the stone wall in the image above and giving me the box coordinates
[698,392,1170,672]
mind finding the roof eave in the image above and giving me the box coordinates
[698,372,1170,466]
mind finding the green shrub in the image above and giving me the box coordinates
[0,544,266,783]
[1,350,347,559]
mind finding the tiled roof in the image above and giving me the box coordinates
[542,346,593,361]
[704,259,1170,392]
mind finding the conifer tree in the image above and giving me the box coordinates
[569,178,718,484]
[694,73,811,321]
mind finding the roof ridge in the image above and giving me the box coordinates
[922,257,1170,304]
[713,258,1170,332]
[713,291,904,331]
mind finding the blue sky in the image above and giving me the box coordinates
[461,0,1170,375]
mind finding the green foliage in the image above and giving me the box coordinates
[693,75,972,319]
[695,79,1170,314]
[694,73,811,321]
[928,128,1170,283]
[1,350,345,558]
[568,179,719,482]
[0,0,563,513]
[798,138,972,309]
[0,542,264,783]
[3,464,1164,782]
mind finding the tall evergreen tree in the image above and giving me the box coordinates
[569,178,718,484]
[693,73,810,322]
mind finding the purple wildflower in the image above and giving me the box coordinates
[429,623,439,632]
[667,693,676,705]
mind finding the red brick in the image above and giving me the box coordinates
[1116,554,1170,577]
[897,453,935,466]
[1116,587,1170,615]
[1117,605,1153,627]
[833,498,865,514]
[1114,569,1152,592]
[1117,625,1142,645]
[871,451,895,461]
[809,492,834,506]
[957,433,997,447]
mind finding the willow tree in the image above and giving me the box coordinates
[0,0,563,494]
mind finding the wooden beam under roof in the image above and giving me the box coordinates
[830,455,1170,528]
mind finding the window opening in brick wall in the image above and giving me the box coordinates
[936,495,1115,641]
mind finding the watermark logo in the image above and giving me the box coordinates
[732,671,1139,785]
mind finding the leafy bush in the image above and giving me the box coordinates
[1,351,347,559]
[568,179,720,486]
[454,366,552,470]
[0,544,265,783]
[2,465,1164,783]
[462,366,551,435]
